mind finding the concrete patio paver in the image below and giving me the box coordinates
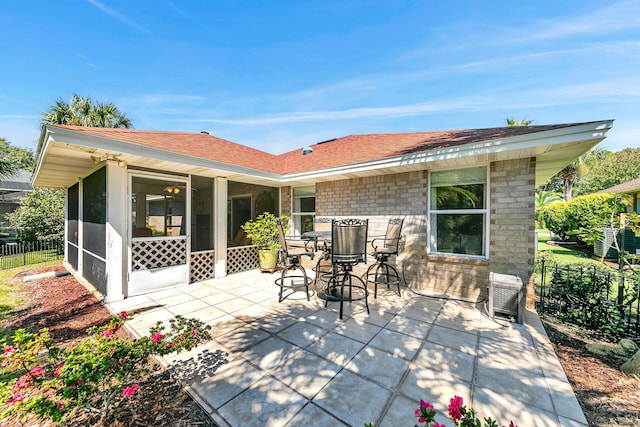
[108,269,589,427]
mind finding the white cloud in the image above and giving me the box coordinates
[512,0,640,42]
[86,0,152,35]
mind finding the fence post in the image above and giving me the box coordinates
[618,256,625,306]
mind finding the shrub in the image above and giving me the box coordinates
[1,313,211,424]
[539,193,630,243]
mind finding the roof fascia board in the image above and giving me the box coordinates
[282,120,613,182]
[31,128,55,186]
[43,126,282,183]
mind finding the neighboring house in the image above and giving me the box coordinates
[32,120,613,303]
[0,169,33,239]
[599,177,640,214]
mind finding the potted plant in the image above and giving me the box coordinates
[241,212,289,272]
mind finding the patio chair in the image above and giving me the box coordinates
[310,217,334,286]
[275,219,314,302]
[364,218,404,298]
[325,218,369,319]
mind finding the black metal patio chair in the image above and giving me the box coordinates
[325,218,369,319]
[275,219,314,302]
[364,218,404,298]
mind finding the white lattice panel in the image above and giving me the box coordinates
[190,250,215,283]
[227,245,259,274]
[132,237,187,271]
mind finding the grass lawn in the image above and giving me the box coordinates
[536,229,602,266]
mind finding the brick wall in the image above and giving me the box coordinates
[488,158,536,285]
[284,159,536,302]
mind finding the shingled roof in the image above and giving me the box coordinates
[599,177,640,194]
[45,125,284,174]
[34,120,613,188]
[48,121,599,174]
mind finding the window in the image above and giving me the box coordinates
[292,186,315,235]
[429,167,487,256]
[131,176,186,237]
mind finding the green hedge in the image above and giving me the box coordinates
[539,193,630,242]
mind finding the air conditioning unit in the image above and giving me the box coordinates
[488,272,524,324]
[594,228,635,259]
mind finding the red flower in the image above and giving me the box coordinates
[415,399,435,424]
[29,365,45,377]
[101,328,115,338]
[122,384,139,397]
[54,363,64,377]
[3,345,16,358]
[448,395,464,420]
[433,423,447,427]
[13,375,31,392]
[119,311,128,319]
[152,332,163,343]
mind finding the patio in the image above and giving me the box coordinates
[107,269,587,427]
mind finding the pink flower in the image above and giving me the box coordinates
[505,422,518,427]
[448,395,464,420]
[29,365,45,377]
[56,401,65,410]
[415,399,435,424]
[152,332,163,343]
[54,363,64,377]
[122,384,139,397]
[433,423,447,427]
[119,311,128,319]
[77,379,83,386]
[3,346,16,358]
[101,328,115,338]
[191,328,198,335]
[419,399,433,410]
[13,375,30,392]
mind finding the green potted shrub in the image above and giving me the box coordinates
[241,212,289,272]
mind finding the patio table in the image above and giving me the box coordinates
[301,230,331,251]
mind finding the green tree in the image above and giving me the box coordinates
[542,148,609,201]
[5,188,64,242]
[0,137,35,173]
[575,148,640,195]
[506,117,533,126]
[41,94,132,128]
[0,138,18,178]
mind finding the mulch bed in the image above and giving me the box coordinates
[541,317,640,427]
[2,265,218,427]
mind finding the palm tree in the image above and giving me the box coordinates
[554,148,608,201]
[506,117,533,127]
[41,94,132,128]
[535,190,563,208]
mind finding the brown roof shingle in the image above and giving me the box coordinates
[50,121,601,175]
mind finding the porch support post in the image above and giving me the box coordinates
[213,177,228,278]
[104,160,126,302]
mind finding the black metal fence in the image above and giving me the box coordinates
[0,239,64,270]
[536,259,640,339]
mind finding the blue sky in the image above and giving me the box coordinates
[1,1,639,154]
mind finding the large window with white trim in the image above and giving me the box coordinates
[292,186,315,235]
[429,167,487,256]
